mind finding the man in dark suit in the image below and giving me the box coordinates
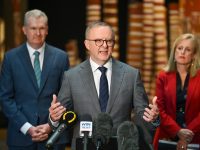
[49,21,159,150]
[0,9,69,150]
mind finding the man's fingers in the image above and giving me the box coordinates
[143,108,154,121]
[32,133,48,142]
[151,96,159,114]
[152,96,157,105]
[51,94,57,105]
[143,115,151,122]
[50,105,66,122]
[49,94,66,122]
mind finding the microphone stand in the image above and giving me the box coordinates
[83,132,88,150]
[96,140,101,150]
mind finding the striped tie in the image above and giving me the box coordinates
[98,66,109,112]
[34,51,41,87]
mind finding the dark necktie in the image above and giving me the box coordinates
[98,66,109,112]
[34,51,41,87]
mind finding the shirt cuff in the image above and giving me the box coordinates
[151,116,160,127]
[49,115,59,127]
[20,122,32,135]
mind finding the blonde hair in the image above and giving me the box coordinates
[164,33,200,77]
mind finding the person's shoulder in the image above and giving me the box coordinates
[194,69,200,77]
[46,44,66,55]
[63,60,86,77]
[157,70,175,79]
[5,43,26,57]
[69,60,87,71]
[114,59,139,72]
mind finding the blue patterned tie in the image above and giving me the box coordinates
[34,51,41,87]
[98,66,109,112]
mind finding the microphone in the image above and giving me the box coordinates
[46,111,77,149]
[92,112,113,150]
[79,114,93,150]
[117,121,139,150]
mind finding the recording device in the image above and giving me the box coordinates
[117,121,139,150]
[46,111,77,149]
[80,114,93,150]
[92,112,113,150]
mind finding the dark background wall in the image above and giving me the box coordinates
[27,0,128,62]
[28,0,87,60]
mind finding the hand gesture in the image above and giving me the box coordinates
[28,126,48,142]
[49,94,66,122]
[177,139,187,150]
[177,129,194,144]
[143,96,159,122]
[28,123,52,142]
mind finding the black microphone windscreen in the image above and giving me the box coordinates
[117,121,139,150]
[92,113,113,147]
[80,114,92,122]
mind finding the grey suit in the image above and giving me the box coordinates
[57,58,155,149]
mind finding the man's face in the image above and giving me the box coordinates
[84,26,115,65]
[22,16,48,49]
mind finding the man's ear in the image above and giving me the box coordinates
[84,40,90,50]
[22,26,26,35]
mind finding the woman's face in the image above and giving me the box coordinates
[174,39,195,66]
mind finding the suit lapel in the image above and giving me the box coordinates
[18,44,38,90]
[107,59,124,113]
[167,72,177,114]
[79,60,100,111]
[39,45,54,93]
[186,72,200,111]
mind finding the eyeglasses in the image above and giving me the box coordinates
[87,39,115,47]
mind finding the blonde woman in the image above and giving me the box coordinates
[153,33,200,150]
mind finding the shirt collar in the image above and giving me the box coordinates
[26,42,45,56]
[90,57,112,72]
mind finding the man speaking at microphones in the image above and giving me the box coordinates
[49,21,159,150]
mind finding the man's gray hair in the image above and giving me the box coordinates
[85,21,115,39]
[24,9,48,26]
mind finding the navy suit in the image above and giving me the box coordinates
[0,43,69,149]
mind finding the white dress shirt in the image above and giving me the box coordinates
[20,43,45,135]
[27,43,45,69]
[89,57,112,97]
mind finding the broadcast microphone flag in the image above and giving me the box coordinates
[46,111,77,149]
[79,114,93,150]
[80,115,93,137]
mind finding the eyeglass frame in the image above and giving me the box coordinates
[86,39,115,47]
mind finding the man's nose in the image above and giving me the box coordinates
[36,29,40,35]
[102,40,108,47]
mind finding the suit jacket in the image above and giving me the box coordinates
[153,70,200,149]
[0,43,69,147]
[57,58,156,149]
